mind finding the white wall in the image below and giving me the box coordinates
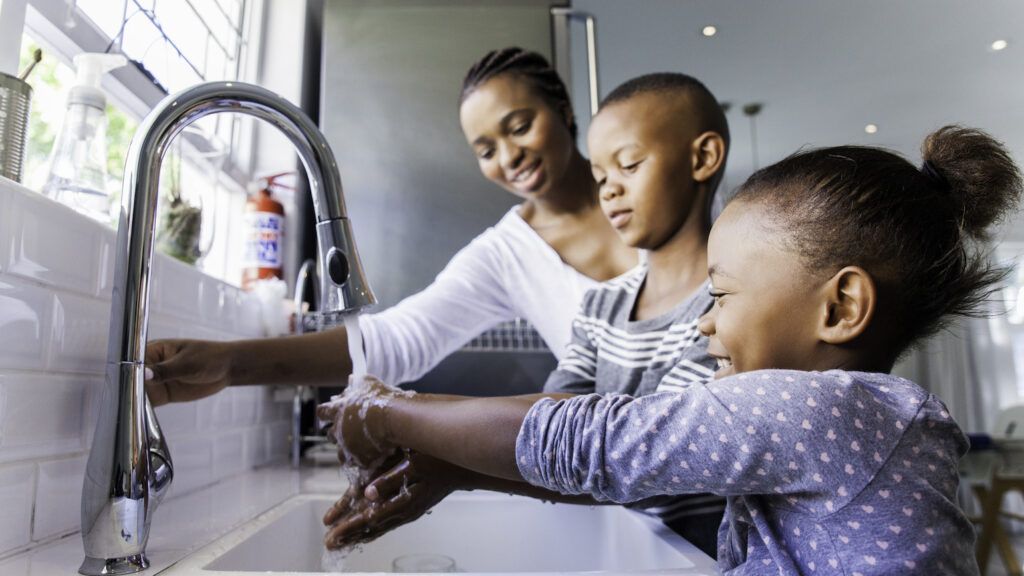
[0,178,292,559]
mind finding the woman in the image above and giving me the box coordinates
[145,47,637,403]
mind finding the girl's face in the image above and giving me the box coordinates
[459,74,576,201]
[586,94,701,250]
[698,199,826,378]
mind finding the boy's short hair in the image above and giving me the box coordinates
[600,72,730,197]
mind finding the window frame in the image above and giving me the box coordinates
[22,0,263,182]
[7,0,270,285]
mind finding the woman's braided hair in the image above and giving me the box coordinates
[460,47,577,138]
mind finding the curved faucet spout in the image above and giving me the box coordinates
[80,82,375,575]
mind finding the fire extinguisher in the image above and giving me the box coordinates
[242,172,292,290]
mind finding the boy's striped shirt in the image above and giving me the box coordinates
[543,265,723,525]
[545,265,715,397]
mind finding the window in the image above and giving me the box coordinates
[17,36,138,198]
[996,243,1024,395]
[16,0,261,285]
[77,0,247,90]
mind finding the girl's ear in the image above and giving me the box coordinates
[818,266,876,344]
[692,131,726,183]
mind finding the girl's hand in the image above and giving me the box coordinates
[322,451,471,549]
[316,375,403,469]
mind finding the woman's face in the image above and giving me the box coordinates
[459,74,576,201]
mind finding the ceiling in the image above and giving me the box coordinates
[568,0,1024,239]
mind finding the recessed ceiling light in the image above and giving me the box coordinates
[864,124,878,134]
[991,39,1009,51]
[702,25,717,37]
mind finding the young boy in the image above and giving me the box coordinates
[542,73,729,553]
[321,73,731,556]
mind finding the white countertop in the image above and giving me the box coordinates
[0,464,348,576]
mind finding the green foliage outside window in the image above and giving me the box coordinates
[17,37,138,194]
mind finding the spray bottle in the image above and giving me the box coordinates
[42,52,127,225]
[242,172,291,290]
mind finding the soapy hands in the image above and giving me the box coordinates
[322,451,469,549]
[318,375,465,549]
[316,374,409,469]
[145,339,232,406]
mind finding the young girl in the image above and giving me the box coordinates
[322,126,1022,574]
[143,47,636,403]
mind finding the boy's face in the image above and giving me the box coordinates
[698,200,825,379]
[587,94,702,250]
[460,74,575,201]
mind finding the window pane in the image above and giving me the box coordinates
[154,2,207,69]
[206,37,228,80]
[77,0,127,40]
[190,0,236,53]
[79,0,246,91]
[18,35,138,209]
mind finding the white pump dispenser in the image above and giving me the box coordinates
[43,53,127,225]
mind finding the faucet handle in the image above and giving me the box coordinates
[315,218,376,314]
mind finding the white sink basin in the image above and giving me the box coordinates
[160,491,718,575]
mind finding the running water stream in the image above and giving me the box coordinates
[344,313,366,378]
[321,312,415,571]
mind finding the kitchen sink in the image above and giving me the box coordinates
[160,491,718,575]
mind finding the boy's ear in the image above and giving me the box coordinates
[691,131,726,183]
[818,266,876,345]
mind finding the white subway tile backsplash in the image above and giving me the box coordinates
[237,294,262,336]
[0,463,35,554]
[197,392,233,431]
[0,192,11,273]
[198,278,224,330]
[153,256,203,320]
[221,285,241,333]
[243,428,266,469]
[266,421,290,461]
[213,431,245,481]
[0,275,52,371]
[33,456,87,540]
[147,314,181,341]
[7,191,102,295]
[0,182,286,557]
[166,435,213,495]
[51,291,110,374]
[0,373,90,462]
[155,401,198,437]
[232,388,258,427]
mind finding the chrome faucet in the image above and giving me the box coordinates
[80,81,376,575]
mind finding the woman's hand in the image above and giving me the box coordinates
[145,339,233,406]
[322,451,471,549]
[316,375,405,469]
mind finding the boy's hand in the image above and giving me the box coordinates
[322,451,469,549]
[145,339,232,406]
[316,375,400,469]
